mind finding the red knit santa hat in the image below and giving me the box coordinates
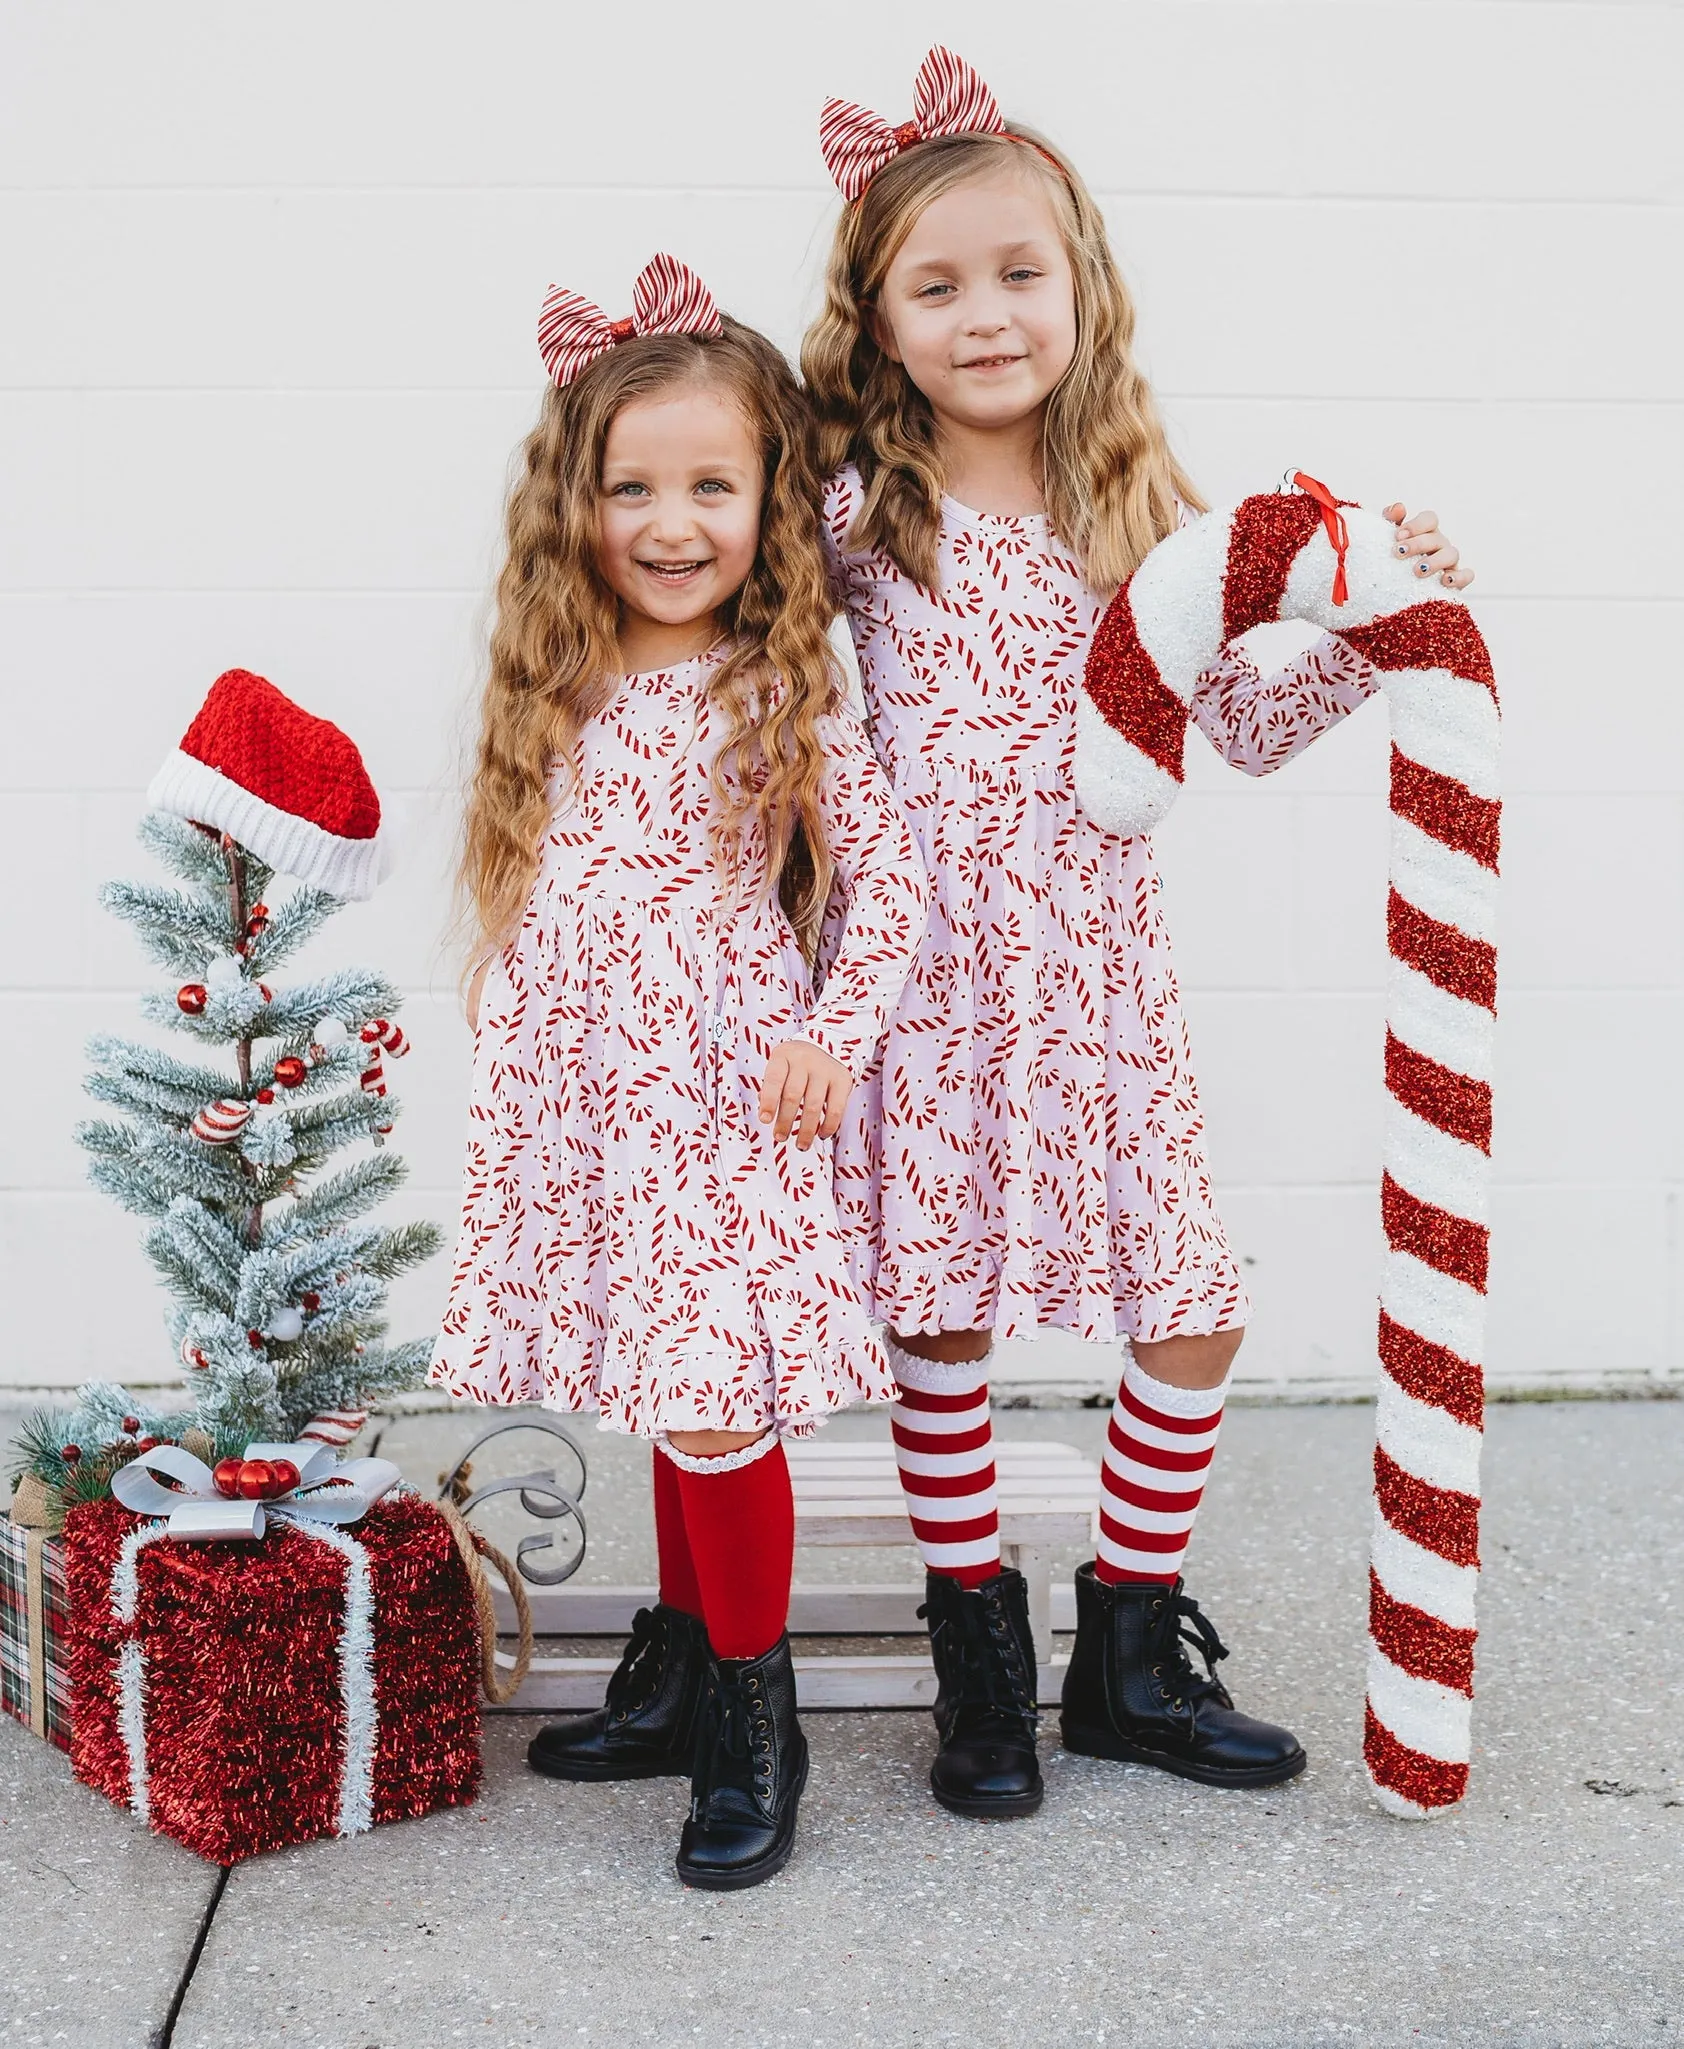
[146,669,389,901]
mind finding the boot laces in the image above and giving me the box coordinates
[924,1591,1038,1737]
[1150,1589,1232,1711]
[605,1605,665,1721]
[694,1666,774,1816]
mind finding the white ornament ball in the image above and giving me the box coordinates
[205,954,245,992]
[266,1306,305,1342]
[312,1015,349,1049]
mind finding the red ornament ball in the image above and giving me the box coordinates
[258,983,273,1003]
[246,1329,264,1349]
[176,983,208,1015]
[121,1416,140,1435]
[61,1443,82,1466]
[236,1459,275,1501]
[273,1056,307,1089]
[212,1456,245,1499]
[136,1435,164,1452]
[269,1458,300,1494]
[255,1088,275,1104]
[301,1291,321,1313]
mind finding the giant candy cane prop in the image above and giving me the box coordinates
[1077,475,1499,1818]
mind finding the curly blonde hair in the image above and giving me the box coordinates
[801,128,1203,595]
[462,318,842,961]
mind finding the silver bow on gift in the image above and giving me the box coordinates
[110,1440,401,1541]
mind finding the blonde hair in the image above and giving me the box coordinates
[801,128,1203,594]
[462,318,841,961]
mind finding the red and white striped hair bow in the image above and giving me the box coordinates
[537,253,723,389]
[820,46,1007,203]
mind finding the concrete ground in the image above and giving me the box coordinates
[4,1397,1680,2049]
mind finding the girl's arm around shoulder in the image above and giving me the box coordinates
[1189,632,1382,777]
[790,704,929,1083]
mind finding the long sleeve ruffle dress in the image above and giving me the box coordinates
[823,467,1377,1344]
[430,650,930,1436]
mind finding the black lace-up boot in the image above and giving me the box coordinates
[920,1568,1044,1817]
[676,1633,808,1890]
[528,1603,708,1782]
[1060,1565,1306,1787]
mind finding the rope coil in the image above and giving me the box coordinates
[436,1495,535,1705]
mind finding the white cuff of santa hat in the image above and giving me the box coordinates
[146,668,391,901]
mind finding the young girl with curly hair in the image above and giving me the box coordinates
[431,256,927,1888]
[802,50,1474,1817]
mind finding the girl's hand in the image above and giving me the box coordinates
[759,1039,852,1150]
[466,958,490,1032]
[1383,504,1474,590]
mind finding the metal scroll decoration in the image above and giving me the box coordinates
[431,1413,589,1587]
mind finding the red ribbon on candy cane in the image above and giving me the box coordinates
[1290,470,1353,608]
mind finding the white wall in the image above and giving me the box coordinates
[2,1,1678,1393]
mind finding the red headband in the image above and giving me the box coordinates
[537,253,723,389]
[820,46,1058,202]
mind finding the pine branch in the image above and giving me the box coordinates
[246,887,341,972]
[84,1034,240,1116]
[137,812,264,892]
[98,880,231,971]
[79,1123,250,1214]
[361,1219,445,1279]
[272,1154,406,1233]
[246,970,402,1045]
[145,1198,245,1314]
[8,1407,79,1488]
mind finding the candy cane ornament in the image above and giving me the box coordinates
[1077,475,1500,1820]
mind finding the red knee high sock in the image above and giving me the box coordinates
[1095,1354,1229,1586]
[650,1443,703,1619]
[666,1436,794,1660]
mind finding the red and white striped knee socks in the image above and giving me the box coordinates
[887,1341,1001,1588]
[1095,1354,1229,1586]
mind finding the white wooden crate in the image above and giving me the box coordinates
[500,1438,1099,1711]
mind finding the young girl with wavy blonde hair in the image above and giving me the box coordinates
[431,255,927,1889]
[802,49,1474,1818]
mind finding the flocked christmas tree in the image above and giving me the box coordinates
[31,669,442,1480]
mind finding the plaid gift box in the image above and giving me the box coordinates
[2,1484,73,1751]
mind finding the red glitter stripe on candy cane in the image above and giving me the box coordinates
[1381,1171,1490,1292]
[1364,1703,1469,1809]
[1387,892,1498,1012]
[1342,605,1496,696]
[1221,494,1321,642]
[1386,1031,1493,1153]
[1369,1569,1476,1695]
[1390,748,1501,871]
[1374,1446,1480,1567]
[1081,599,1188,778]
[1378,1311,1484,1431]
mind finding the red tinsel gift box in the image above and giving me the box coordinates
[64,1491,481,1864]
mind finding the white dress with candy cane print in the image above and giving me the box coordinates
[429,650,929,1437]
[822,467,1378,1343]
